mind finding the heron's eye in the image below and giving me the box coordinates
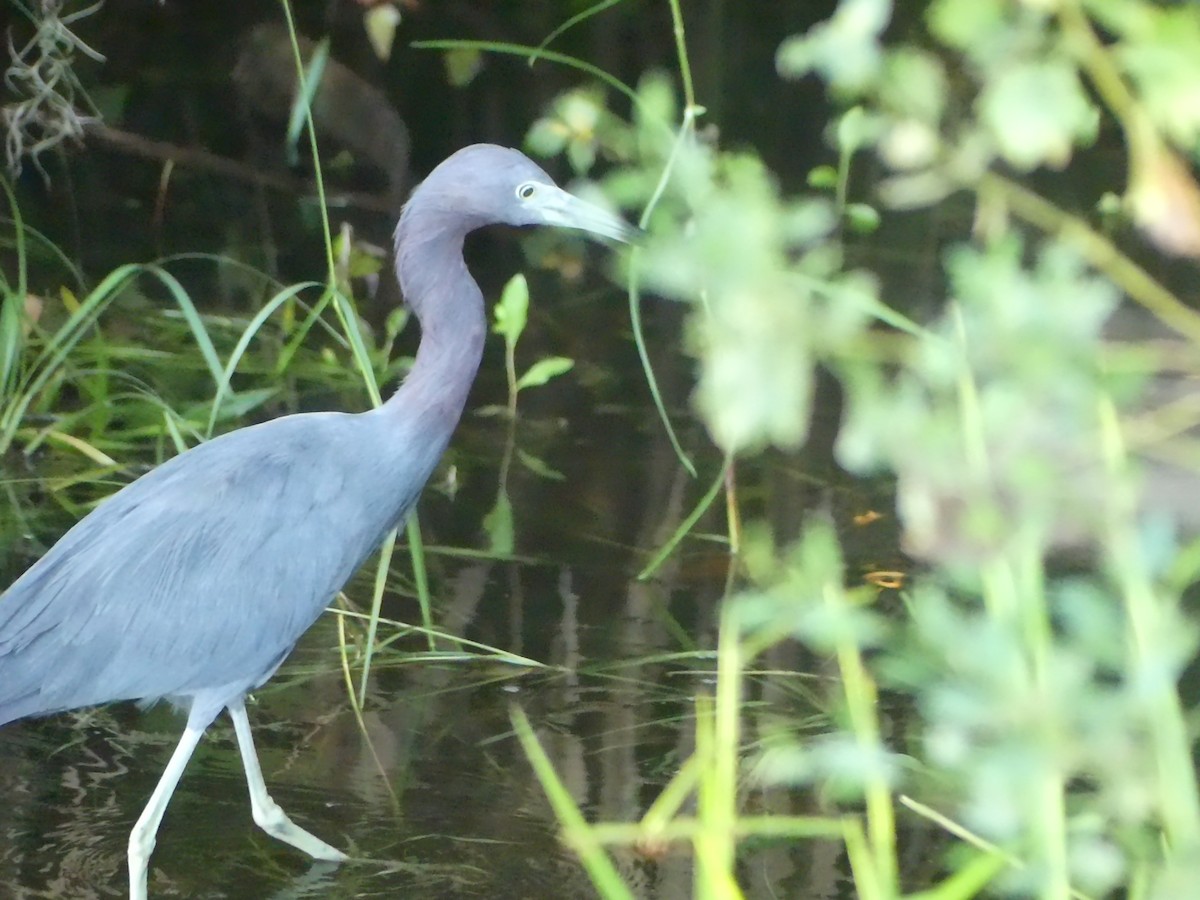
[516,182,538,201]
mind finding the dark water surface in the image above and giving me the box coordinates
[0,338,890,898]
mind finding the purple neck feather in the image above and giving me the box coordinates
[384,203,488,446]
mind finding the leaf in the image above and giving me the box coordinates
[517,448,566,481]
[845,202,880,233]
[473,404,511,418]
[286,37,330,167]
[566,139,597,175]
[835,106,872,156]
[526,118,569,158]
[347,246,383,279]
[1119,9,1200,148]
[384,306,410,344]
[807,165,839,190]
[879,48,947,123]
[775,0,890,93]
[444,47,483,88]
[364,4,401,63]
[516,356,574,391]
[482,488,514,556]
[60,284,80,314]
[636,70,678,136]
[492,273,529,345]
[979,60,1097,170]
[927,0,1006,55]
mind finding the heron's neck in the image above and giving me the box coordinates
[385,217,487,441]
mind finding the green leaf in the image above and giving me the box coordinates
[492,273,529,345]
[775,0,891,93]
[879,48,947,123]
[636,70,678,144]
[979,61,1097,170]
[566,139,597,175]
[482,488,514,556]
[845,202,881,233]
[515,356,574,391]
[1118,9,1200,148]
[384,306,411,344]
[807,165,839,191]
[526,118,569,158]
[517,448,566,481]
[836,106,872,156]
[347,248,383,279]
[443,47,483,87]
[927,0,1007,56]
[364,3,401,62]
[286,37,330,167]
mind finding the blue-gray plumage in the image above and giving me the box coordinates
[0,144,636,899]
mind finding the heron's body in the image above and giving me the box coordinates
[0,410,418,722]
[0,143,634,899]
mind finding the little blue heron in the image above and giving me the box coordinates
[0,144,636,899]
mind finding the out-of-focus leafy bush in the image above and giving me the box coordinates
[529,0,1200,896]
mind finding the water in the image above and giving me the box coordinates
[0,345,884,898]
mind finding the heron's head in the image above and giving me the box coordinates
[401,144,638,244]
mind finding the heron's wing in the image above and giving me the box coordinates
[0,412,415,723]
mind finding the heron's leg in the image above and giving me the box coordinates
[227,699,348,861]
[128,707,215,900]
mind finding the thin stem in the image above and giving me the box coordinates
[1058,1,1137,128]
[827,579,896,896]
[357,530,397,706]
[623,0,706,481]
[413,40,642,113]
[406,514,435,650]
[530,0,624,64]
[666,0,697,111]
[505,335,518,418]
[336,612,401,811]
[638,458,730,580]
[1097,396,1200,853]
[626,101,702,479]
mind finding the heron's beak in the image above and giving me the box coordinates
[542,186,643,244]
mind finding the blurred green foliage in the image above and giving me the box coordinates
[524,0,1200,896]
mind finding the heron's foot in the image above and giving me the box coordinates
[251,794,349,862]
